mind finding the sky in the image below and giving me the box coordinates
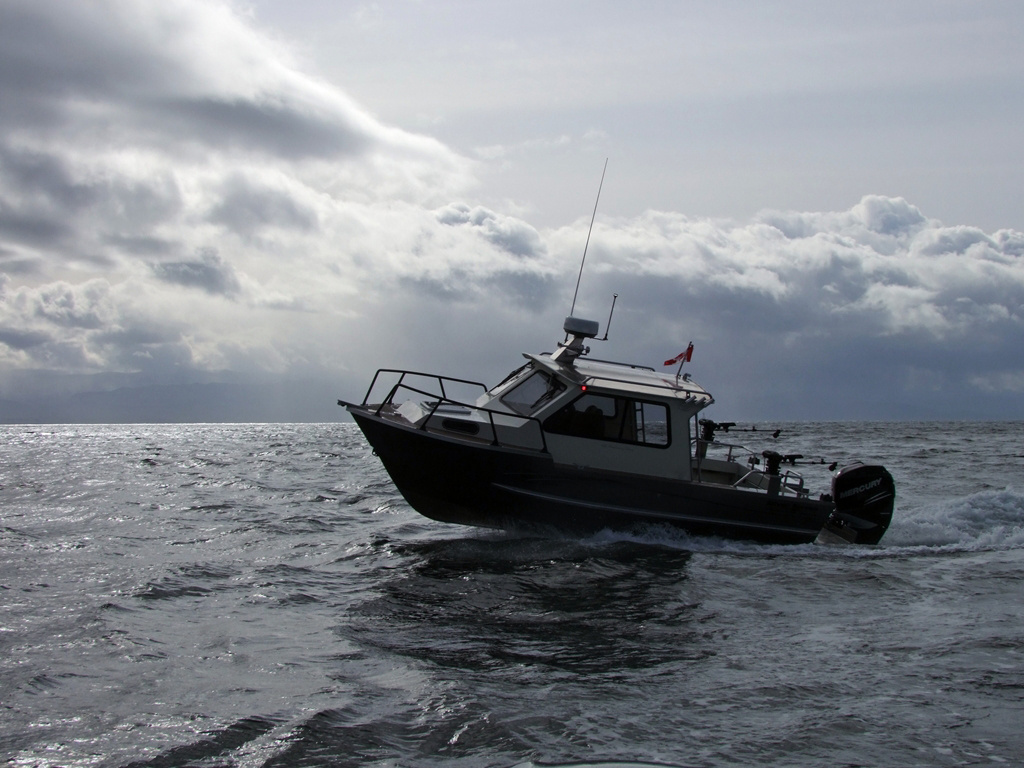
[0,0,1022,424]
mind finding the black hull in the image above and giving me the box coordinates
[351,410,840,545]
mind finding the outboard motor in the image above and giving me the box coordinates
[824,463,896,545]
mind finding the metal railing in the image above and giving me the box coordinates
[537,351,713,402]
[357,369,549,453]
[361,368,487,407]
[693,437,809,497]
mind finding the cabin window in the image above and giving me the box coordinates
[487,363,531,397]
[544,393,670,446]
[500,370,566,415]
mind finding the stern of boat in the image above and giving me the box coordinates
[822,463,895,545]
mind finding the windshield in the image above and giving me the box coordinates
[500,370,566,415]
[487,363,530,396]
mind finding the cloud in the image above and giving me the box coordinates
[436,203,545,258]
[474,134,573,161]
[970,371,1024,394]
[0,0,390,161]
[207,173,319,236]
[151,248,242,296]
[0,0,479,384]
[538,196,1023,418]
[569,195,1022,347]
[0,0,1021,422]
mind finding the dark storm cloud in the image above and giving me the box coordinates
[0,144,185,263]
[0,327,51,351]
[151,250,241,297]
[0,146,100,211]
[0,2,370,159]
[0,147,82,250]
[0,202,74,251]
[156,97,372,160]
[0,3,147,127]
[482,270,560,312]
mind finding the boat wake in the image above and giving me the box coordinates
[549,487,1024,557]
[882,486,1024,552]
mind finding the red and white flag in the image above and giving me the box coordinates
[664,342,693,366]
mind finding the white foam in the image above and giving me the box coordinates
[562,487,1024,558]
[883,487,1024,552]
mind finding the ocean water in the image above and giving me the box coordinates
[1,421,1023,767]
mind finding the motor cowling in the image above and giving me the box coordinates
[824,463,896,545]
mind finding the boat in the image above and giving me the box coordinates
[339,316,895,545]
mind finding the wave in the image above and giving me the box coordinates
[882,486,1024,552]
[542,487,1024,557]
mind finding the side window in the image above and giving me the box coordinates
[500,371,566,415]
[545,393,669,446]
[637,401,670,446]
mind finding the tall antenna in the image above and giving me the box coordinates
[569,158,608,318]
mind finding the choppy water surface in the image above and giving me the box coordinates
[1,421,1023,767]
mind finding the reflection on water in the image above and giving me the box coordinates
[1,422,1023,767]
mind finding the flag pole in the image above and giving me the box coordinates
[674,341,693,379]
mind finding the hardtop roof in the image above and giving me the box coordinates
[526,353,714,406]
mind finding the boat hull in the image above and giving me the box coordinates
[351,409,836,545]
